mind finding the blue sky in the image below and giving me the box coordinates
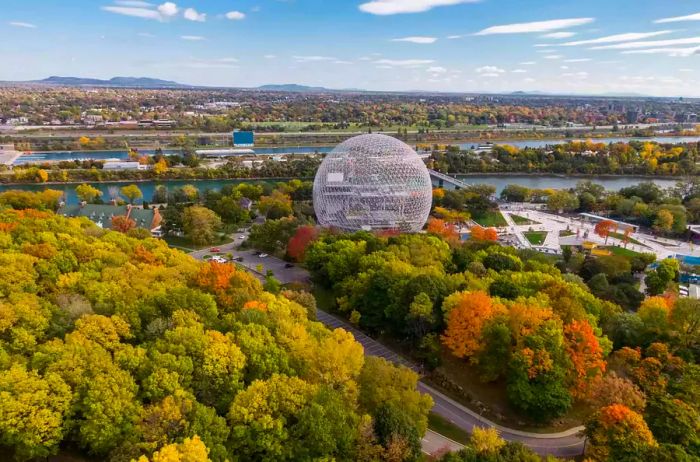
[3,0,700,96]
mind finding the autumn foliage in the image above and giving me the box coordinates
[441,291,504,359]
[564,319,606,398]
[112,215,136,233]
[471,225,498,241]
[286,225,319,262]
[427,218,460,244]
[594,219,616,244]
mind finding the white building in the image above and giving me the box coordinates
[103,161,149,170]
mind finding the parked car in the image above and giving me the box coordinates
[238,235,246,240]
[284,263,294,268]
[259,253,269,258]
[209,247,221,253]
[211,255,227,263]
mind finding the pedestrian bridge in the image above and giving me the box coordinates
[428,169,471,190]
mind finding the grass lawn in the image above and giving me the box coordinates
[604,246,645,258]
[472,210,507,227]
[426,352,591,432]
[428,413,471,445]
[559,230,575,237]
[608,231,643,246]
[524,231,547,245]
[510,214,539,225]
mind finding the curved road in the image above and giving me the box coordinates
[190,244,585,458]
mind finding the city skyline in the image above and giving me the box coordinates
[3,0,700,96]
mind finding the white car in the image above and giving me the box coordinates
[259,253,269,258]
[238,235,246,239]
[211,255,227,263]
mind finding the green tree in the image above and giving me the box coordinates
[182,206,222,246]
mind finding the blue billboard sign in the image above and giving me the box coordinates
[233,131,255,147]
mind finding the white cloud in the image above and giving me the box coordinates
[102,1,178,20]
[544,54,563,59]
[592,37,700,50]
[564,58,591,62]
[9,21,37,28]
[264,54,277,59]
[181,35,205,41]
[374,58,435,67]
[359,0,478,15]
[391,36,437,44]
[293,55,336,62]
[137,32,155,37]
[621,47,700,57]
[541,31,575,39]
[476,65,505,77]
[183,7,205,22]
[562,71,588,79]
[427,66,447,73]
[519,61,536,65]
[679,68,693,72]
[184,58,239,69]
[655,12,700,24]
[512,69,528,73]
[102,5,162,20]
[157,2,178,17]
[475,18,594,35]
[523,77,535,83]
[561,31,673,46]
[225,11,246,20]
[334,60,353,64]
[447,34,463,39]
[115,0,153,6]
[560,65,569,70]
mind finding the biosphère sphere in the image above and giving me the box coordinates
[313,134,433,232]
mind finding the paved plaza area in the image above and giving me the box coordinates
[499,203,700,260]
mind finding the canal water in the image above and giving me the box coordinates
[0,175,680,205]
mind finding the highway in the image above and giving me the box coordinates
[188,241,586,458]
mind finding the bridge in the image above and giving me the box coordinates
[428,169,471,190]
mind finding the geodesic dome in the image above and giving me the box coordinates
[313,134,432,233]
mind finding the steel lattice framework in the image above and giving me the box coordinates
[313,134,432,232]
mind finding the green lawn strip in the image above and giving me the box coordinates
[472,210,507,227]
[604,246,645,258]
[607,231,643,246]
[559,230,575,237]
[163,235,230,251]
[428,413,471,445]
[510,214,539,225]
[524,231,547,245]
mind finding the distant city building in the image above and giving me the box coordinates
[313,134,432,233]
[233,130,255,147]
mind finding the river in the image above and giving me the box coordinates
[13,135,700,165]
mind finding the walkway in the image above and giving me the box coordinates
[428,169,471,190]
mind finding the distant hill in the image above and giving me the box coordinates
[32,76,191,88]
[255,84,334,93]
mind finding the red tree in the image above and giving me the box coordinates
[287,225,319,262]
[594,220,616,244]
[112,215,136,233]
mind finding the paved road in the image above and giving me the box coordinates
[189,244,586,458]
[422,430,464,456]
